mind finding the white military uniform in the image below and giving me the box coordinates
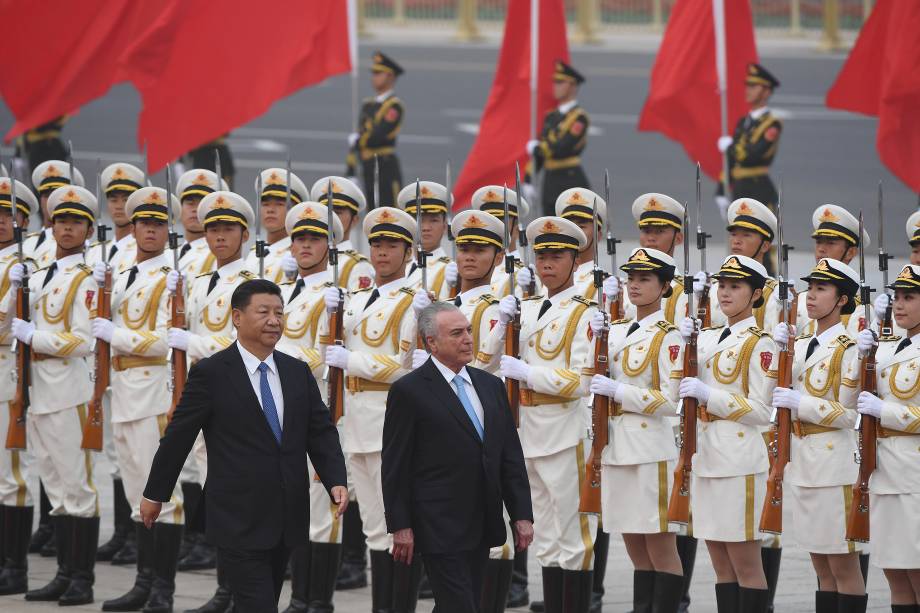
[620,275,688,325]
[178,237,216,278]
[335,241,374,292]
[489,252,542,299]
[24,228,56,270]
[406,246,452,301]
[454,286,503,375]
[793,293,870,339]
[309,177,374,292]
[245,236,292,285]
[29,161,84,271]
[86,234,137,276]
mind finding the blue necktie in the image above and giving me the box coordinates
[258,362,283,444]
[453,375,484,440]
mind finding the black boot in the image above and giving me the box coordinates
[103,522,155,610]
[815,591,838,613]
[392,555,422,613]
[481,559,514,613]
[178,535,217,571]
[561,570,592,613]
[650,572,683,613]
[98,479,131,562]
[590,531,608,613]
[738,587,769,613]
[59,516,100,606]
[183,560,233,613]
[837,593,868,613]
[336,502,367,590]
[307,543,342,613]
[25,515,72,601]
[30,482,55,555]
[714,582,739,613]
[144,523,183,613]
[675,535,696,613]
[540,567,564,613]
[760,546,781,613]
[370,549,394,613]
[0,505,33,595]
[0,504,6,568]
[283,544,311,613]
[177,483,201,561]
[112,522,139,566]
[508,549,529,608]
[631,570,656,613]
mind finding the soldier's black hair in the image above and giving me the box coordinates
[231,279,282,311]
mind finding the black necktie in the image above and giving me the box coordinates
[108,243,118,260]
[179,243,192,260]
[207,271,220,295]
[627,322,640,336]
[41,263,57,288]
[125,266,139,289]
[718,327,731,343]
[35,231,46,249]
[408,263,418,276]
[289,279,305,304]
[805,337,819,360]
[896,338,911,354]
[453,294,462,307]
[364,288,380,311]
[538,299,552,319]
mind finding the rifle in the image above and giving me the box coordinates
[502,186,521,427]
[695,163,713,327]
[412,178,428,296]
[579,199,607,515]
[82,165,109,451]
[6,177,29,450]
[283,157,296,282]
[604,171,622,319]
[254,173,265,279]
[846,211,877,543]
[514,163,535,298]
[877,182,893,336]
[326,180,346,424]
[760,184,793,534]
[446,160,459,300]
[166,164,186,422]
[667,209,697,524]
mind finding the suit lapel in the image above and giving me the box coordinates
[275,352,298,447]
[469,368,496,446]
[423,360,482,444]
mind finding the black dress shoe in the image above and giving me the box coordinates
[183,587,233,613]
[507,582,530,608]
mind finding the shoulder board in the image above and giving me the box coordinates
[26,231,41,238]
[437,256,451,264]
[672,277,684,288]
[477,293,498,305]
[352,286,373,293]
[399,287,416,296]
[323,281,335,288]
[610,318,632,326]
[854,296,863,306]
[745,326,766,337]
[76,263,91,273]
[523,294,543,301]
[279,281,294,287]
[835,335,855,348]
[196,271,212,279]
[344,249,368,261]
[656,321,678,333]
[701,324,725,331]
[879,334,901,342]
[240,271,257,280]
[795,332,811,341]
[118,267,132,275]
[161,266,172,274]
[764,278,777,288]
[573,296,596,307]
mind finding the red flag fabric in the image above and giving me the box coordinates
[452,0,569,210]
[637,0,758,180]
[826,0,920,193]
[0,1,165,141]
[122,0,351,172]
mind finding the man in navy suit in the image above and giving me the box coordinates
[383,302,534,613]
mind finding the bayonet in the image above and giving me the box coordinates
[373,155,380,209]
[878,182,893,335]
[327,179,339,284]
[503,185,515,289]
[604,171,618,273]
[414,179,427,294]
[285,155,293,211]
[96,160,109,267]
[214,148,222,188]
[68,141,75,187]
[859,211,872,331]
[515,162,534,296]
[446,160,455,260]
[696,162,710,275]
[166,163,179,271]
[255,173,265,278]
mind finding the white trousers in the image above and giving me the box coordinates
[113,414,183,525]
[348,451,391,552]
[0,401,32,507]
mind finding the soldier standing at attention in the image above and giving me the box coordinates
[28,161,85,270]
[310,177,375,293]
[245,168,307,284]
[398,181,453,301]
[346,52,405,209]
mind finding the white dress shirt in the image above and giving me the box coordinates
[431,355,485,432]
[237,342,285,429]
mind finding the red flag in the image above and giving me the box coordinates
[452,0,569,210]
[637,0,758,180]
[0,1,164,141]
[122,0,351,171]
[826,0,920,193]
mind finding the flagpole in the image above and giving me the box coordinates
[712,0,731,195]
[528,0,540,220]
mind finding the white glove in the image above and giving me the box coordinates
[445,261,458,288]
[412,290,432,315]
[498,295,519,324]
[92,318,115,343]
[280,252,298,278]
[678,317,699,342]
[717,135,733,153]
[92,261,108,285]
[325,345,350,370]
[602,275,620,301]
[167,327,190,351]
[857,391,883,419]
[412,349,429,369]
[874,293,891,320]
[856,328,877,357]
[589,311,607,335]
[715,196,730,222]
[692,271,709,294]
[516,267,533,292]
[771,322,795,347]
[324,286,342,314]
[679,377,711,404]
[521,182,537,205]
[500,355,531,384]
[11,318,34,345]
[526,139,540,156]
[166,270,182,293]
[772,387,802,413]
[171,161,186,177]
[348,132,359,147]
[590,374,619,400]
[8,262,26,287]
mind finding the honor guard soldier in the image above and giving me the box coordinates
[770,258,868,613]
[677,255,777,613]
[8,185,100,605]
[180,137,235,189]
[246,168,308,284]
[89,187,186,612]
[555,188,605,301]
[322,206,424,613]
[0,178,37,596]
[310,176,375,292]
[175,169,228,278]
[854,265,920,612]
[346,52,405,209]
[28,160,85,269]
[589,247,685,613]
[398,181,453,301]
[524,61,591,216]
[13,116,68,173]
[276,201,347,613]
[496,216,598,613]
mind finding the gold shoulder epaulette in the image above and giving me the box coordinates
[279,280,294,286]
[764,278,777,289]
[656,321,678,333]
[352,285,373,293]
[438,256,451,264]
[701,324,725,331]
[76,263,91,273]
[478,293,498,305]
[880,334,901,342]
[196,271,212,279]
[746,326,766,337]
[795,332,811,341]
[323,281,335,288]
[240,271,256,280]
[344,249,368,261]
[522,294,543,301]
[672,277,685,288]
[835,335,855,348]
[399,287,416,296]
[573,295,596,307]
[611,317,632,326]
[161,266,172,274]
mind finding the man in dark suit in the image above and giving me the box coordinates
[140,280,348,613]
[382,302,534,613]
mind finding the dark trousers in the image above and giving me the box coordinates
[423,547,490,613]
[219,541,291,613]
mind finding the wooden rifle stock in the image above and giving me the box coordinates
[6,284,30,450]
[328,298,346,424]
[82,268,111,451]
[505,309,521,427]
[168,275,187,422]
[846,346,878,543]
[579,326,608,514]
[609,294,623,321]
[667,325,697,524]
[697,285,712,328]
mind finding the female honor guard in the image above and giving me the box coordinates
[588,247,685,613]
[245,168,308,284]
[772,258,867,613]
[398,181,453,301]
[91,187,186,613]
[854,265,920,612]
[310,177,375,293]
[678,255,777,613]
